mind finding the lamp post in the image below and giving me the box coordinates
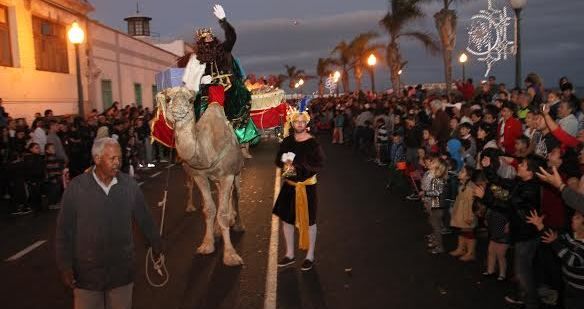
[298,78,304,96]
[397,69,403,95]
[333,71,341,97]
[459,52,468,81]
[510,0,527,89]
[68,21,85,116]
[367,54,377,93]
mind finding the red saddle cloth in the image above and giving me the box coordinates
[150,108,175,148]
[208,85,225,106]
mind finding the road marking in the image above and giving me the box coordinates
[150,171,163,178]
[264,168,281,309]
[138,182,145,186]
[167,163,176,168]
[5,240,47,262]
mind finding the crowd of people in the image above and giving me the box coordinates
[0,101,171,215]
[305,74,583,309]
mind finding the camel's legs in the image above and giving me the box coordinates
[217,175,243,266]
[193,175,216,255]
[185,176,196,212]
[231,174,245,232]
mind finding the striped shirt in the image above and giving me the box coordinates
[551,233,584,290]
[376,125,389,144]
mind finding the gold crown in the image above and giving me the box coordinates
[195,28,213,40]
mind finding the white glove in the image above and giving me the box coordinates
[213,4,226,20]
[201,75,213,85]
[281,152,296,163]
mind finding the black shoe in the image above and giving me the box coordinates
[300,259,314,271]
[277,257,296,268]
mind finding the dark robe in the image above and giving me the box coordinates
[273,136,325,226]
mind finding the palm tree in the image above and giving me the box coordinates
[283,65,306,90]
[316,57,335,96]
[331,40,353,94]
[379,0,440,92]
[349,31,385,92]
[434,0,470,94]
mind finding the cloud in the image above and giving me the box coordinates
[93,0,584,91]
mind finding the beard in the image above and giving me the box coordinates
[195,39,219,64]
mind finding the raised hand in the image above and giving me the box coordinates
[525,209,545,231]
[473,185,485,199]
[213,4,226,20]
[536,166,563,190]
[541,229,558,244]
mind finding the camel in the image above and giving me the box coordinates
[156,86,245,266]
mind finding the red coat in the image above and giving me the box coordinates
[497,117,522,155]
[456,82,475,101]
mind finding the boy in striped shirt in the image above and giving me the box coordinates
[526,209,584,309]
[374,118,389,166]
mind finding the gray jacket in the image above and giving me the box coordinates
[55,172,161,291]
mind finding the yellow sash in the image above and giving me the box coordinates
[285,175,317,250]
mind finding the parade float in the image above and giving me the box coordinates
[245,76,288,136]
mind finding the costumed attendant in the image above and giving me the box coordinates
[181,4,259,159]
[273,108,325,271]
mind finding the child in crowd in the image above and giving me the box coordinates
[449,166,480,261]
[526,210,584,309]
[386,132,407,192]
[374,118,389,166]
[441,158,459,235]
[332,109,345,144]
[514,135,531,158]
[421,158,448,254]
[44,143,65,209]
[405,147,428,201]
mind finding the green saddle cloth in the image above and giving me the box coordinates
[194,63,260,145]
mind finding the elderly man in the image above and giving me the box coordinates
[56,138,162,309]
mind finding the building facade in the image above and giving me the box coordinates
[0,0,181,123]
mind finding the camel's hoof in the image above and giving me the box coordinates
[223,250,244,266]
[232,223,246,233]
[196,242,215,255]
[185,205,196,213]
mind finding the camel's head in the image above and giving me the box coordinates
[156,87,196,125]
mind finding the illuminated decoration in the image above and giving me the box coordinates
[325,74,337,95]
[466,0,514,77]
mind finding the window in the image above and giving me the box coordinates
[134,83,142,106]
[32,16,68,73]
[101,80,113,110]
[0,5,12,67]
[152,85,158,106]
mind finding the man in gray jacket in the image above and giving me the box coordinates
[56,137,162,309]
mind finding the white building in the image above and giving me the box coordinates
[0,0,184,123]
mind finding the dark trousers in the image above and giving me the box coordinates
[514,238,540,309]
[564,284,584,309]
[44,179,62,205]
[26,181,43,211]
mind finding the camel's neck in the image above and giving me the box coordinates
[173,115,198,162]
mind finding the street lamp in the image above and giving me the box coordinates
[459,52,468,80]
[68,21,85,116]
[510,0,527,89]
[367,54,377,93]
[333,71,341,97]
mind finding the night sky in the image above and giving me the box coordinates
[91,0,584,92]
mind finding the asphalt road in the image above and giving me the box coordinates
[1,135,517,309]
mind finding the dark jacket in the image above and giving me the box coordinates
[481,166,541,242]
[55,172,161,291]
[404,124,423,148]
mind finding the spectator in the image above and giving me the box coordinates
[47,120,68,163]
[44,143,64,209]
[497,101,523,155]
[449,166,480,262]
[557,100,579,137]
[430,99,450,147]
